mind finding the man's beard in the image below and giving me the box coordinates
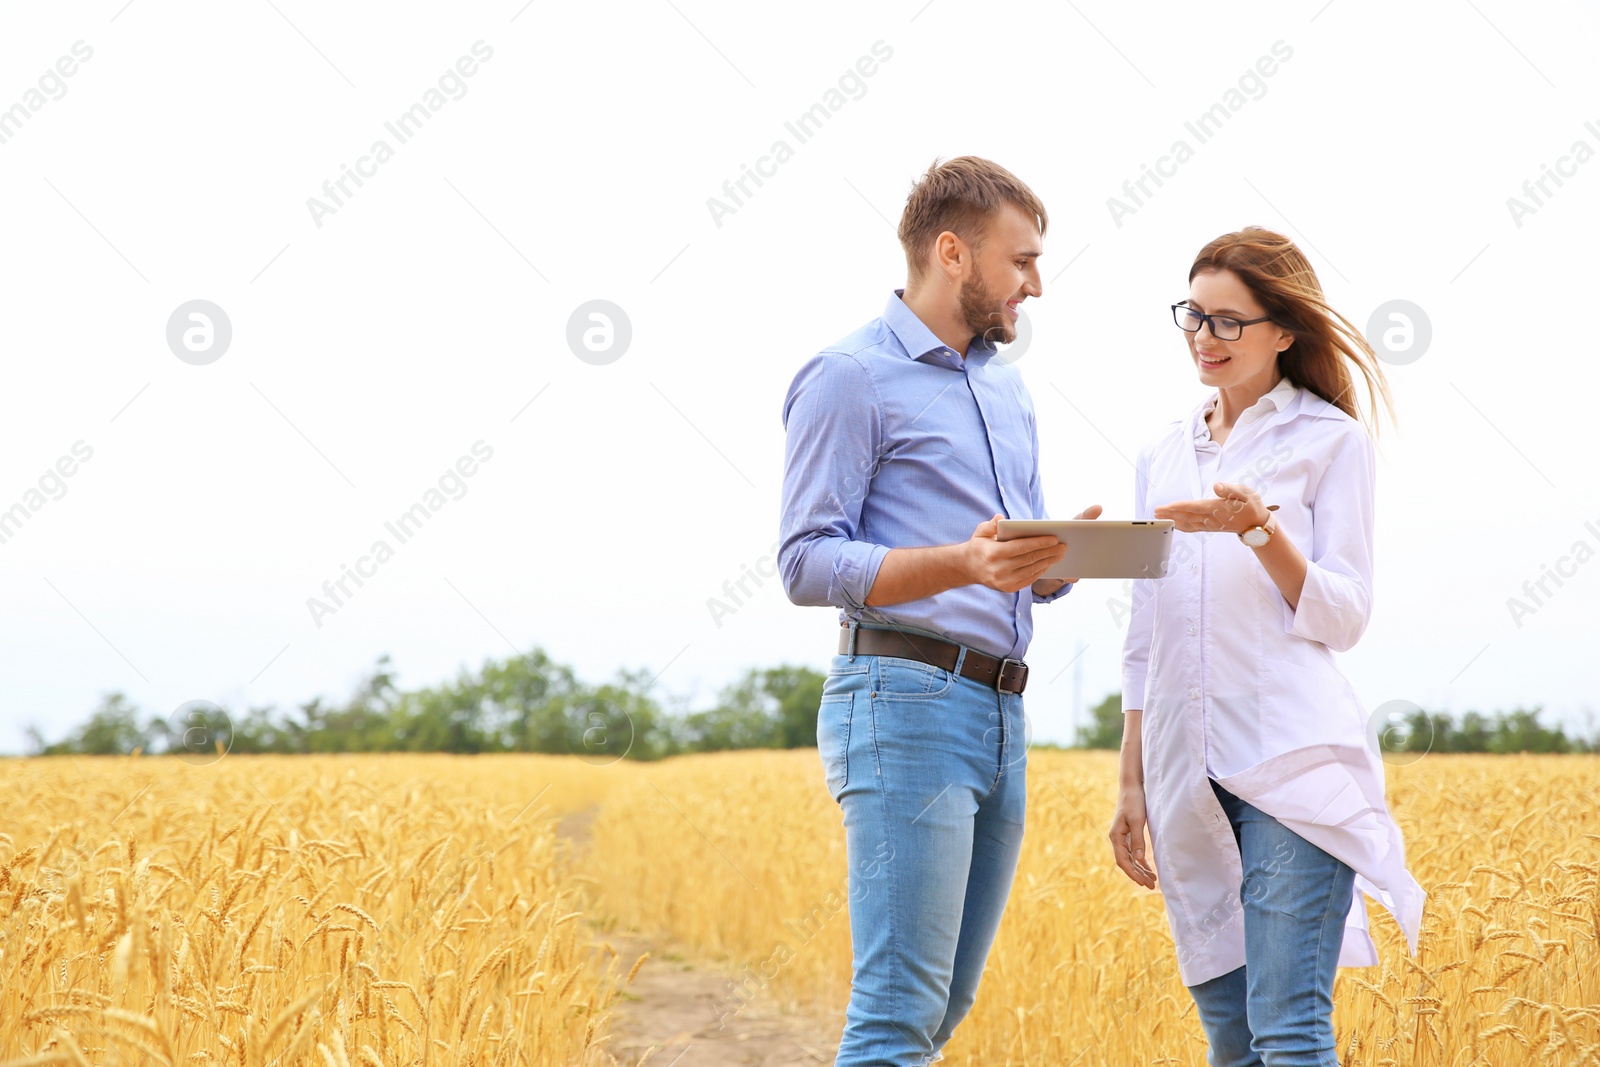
[959,273,1015,347]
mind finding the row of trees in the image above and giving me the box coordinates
[24,649,1597,758]
[1073,695,1598,753]
[24,651,823,761]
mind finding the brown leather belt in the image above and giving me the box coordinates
[837,623,1029,695]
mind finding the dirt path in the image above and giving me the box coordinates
[593,929,841,1066]
[556,806,843,1067]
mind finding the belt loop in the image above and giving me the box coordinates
[952,642,968,676]
[846,618,859,660]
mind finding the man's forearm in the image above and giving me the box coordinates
[863,543,972,607]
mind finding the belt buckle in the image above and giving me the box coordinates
[997,657,1028,694]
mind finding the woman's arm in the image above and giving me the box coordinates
[1111,446,1157,889]
[1109,709,1156,889]
[1153,424,1378,650]
[1279,430,1377,651]
[1246,504,1308,611]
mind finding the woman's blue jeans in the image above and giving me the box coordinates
[817,650,1027,1067]
[1186,777,1357,1067]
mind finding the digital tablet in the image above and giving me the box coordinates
[994,519,1175,580]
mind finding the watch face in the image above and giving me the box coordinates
[1242,527,1270,547]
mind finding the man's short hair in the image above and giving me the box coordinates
[897,156,1048,283]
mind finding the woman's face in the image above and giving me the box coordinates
[1183,268,1293,393]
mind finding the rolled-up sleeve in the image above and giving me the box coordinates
[1283,426,1376,653]
[778,352,890,611]
[1121,445,1156,712]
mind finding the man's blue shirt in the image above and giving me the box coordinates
[779,289,1070,661]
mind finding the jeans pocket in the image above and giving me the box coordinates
[817,692,854,800]
[873,655,957,701]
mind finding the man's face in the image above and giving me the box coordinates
[958,202,1043,347]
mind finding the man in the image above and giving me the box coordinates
[779,156,1099,1066]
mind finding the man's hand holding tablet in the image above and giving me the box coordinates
[969,504,1105,595]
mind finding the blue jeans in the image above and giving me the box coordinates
[1187,777,1357,1067]
[816,649,1027,1067]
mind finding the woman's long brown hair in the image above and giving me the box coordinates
[1190,227,1395,436]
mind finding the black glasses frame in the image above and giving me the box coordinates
[1171,300,1275,342]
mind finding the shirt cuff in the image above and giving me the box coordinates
[1031,579,1076,604]
[829,540,891,613]
[1120,669,1147,713]
[1282,561,1365,652]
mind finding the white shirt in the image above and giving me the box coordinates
[1121,377,1425,987]
[1192,389,1254,777]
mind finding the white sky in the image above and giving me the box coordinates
[2,1,1596,753]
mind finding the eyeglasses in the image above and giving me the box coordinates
[1171,301,1275,342]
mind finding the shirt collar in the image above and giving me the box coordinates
[1257,375,1298,412]
[886,289,993,366]
[1195,376,1299,438]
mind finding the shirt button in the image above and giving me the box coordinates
[1190,564,1199,575]
[1186,624,1197,636]
[1188,688,1199,700]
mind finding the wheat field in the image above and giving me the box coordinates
[0,755,633,1067]
[3,751,1596,1066]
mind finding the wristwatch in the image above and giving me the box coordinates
[1239,505,1279,548]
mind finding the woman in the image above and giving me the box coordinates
[1109,226,1425,1066]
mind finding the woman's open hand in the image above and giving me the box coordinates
[1154,481,1270,535]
